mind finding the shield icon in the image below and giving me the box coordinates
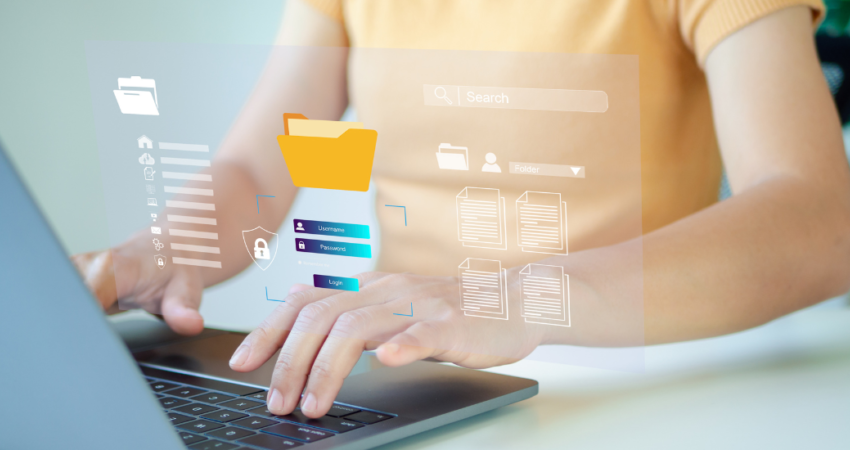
[242,226,279,271]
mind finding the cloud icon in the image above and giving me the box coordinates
[138,153,155,165]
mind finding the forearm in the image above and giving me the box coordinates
[537,176,850,347]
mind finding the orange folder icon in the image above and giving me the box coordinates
[277,113,378,192]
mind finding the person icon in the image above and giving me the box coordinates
[295,222,305,231]
[482,153,501,173]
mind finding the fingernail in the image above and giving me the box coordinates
[301,393,317,413]
[229,344,249,367]
[268,389,284,413]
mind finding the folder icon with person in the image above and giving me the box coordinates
[277,113,378,192]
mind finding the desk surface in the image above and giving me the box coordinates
[379,305,850,450]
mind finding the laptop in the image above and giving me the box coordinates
[0,142,538,450]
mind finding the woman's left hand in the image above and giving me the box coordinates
[228,272,543,418]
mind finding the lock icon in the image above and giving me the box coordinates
[298,241,305,250]
[254,238,270,260]
[157,257,164,267]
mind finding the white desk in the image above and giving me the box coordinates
[379,303,850,449]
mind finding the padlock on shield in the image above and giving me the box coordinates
[254,238,271,260]
[242,226,278,271]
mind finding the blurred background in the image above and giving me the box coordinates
[3,1,850,447]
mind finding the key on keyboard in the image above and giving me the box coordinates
[178,432,207,445]
[201,410,248,423]
[206,426,256,441]
[345,411,392,424]
[163,386,208,398]
[159,396,190,409]
[177,419,225,433]
[190,392,236,404]
[262,422,334,442]
[218,398,263,411]
[167,412,194,425]
[238,433,303,449]
[277,410,363,433]
[231,416,277,430]
[149,381,179,392]
[188,440,239,450]
[174,403,220,416]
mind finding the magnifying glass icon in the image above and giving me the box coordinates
[434,86,453,105]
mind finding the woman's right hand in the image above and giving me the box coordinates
[71,235,205,335]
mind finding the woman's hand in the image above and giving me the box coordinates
[71,234,205,335]
[228,272,544,418]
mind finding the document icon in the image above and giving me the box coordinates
[516,191,567,254]
[519,264,570,327]
[458,258,508,320]
[113,76,159,116]
[436,143,469,170]
[456,187,507,250]
[278,113,377,192]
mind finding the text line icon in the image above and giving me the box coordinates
[457,187,507,250]
[458,258,508,320]
[114,76,159,115]
[516,191,568,255]
[520,264,570,327]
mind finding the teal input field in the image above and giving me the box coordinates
[295,238,372,258]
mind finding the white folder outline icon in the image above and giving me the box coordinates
[436,143,469,170]
[114,76,159,116]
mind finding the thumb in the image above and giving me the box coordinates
[71,250,118,310]
[160,268,205,335]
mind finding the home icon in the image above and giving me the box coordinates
[138,135,153,149]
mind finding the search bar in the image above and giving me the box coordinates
[423,84,608,113]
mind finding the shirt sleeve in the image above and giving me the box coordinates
[301,0,345,23]
[679,0,826,67]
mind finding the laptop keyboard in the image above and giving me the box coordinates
[142,366,394,449]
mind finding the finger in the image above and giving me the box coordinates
[230,286,355,373]
[299,335,363,418]
[288,283,312,294]
[267,276,402,414]
[160,268,205,336]
[71,250,117,310]
[238,273,393,374]
[376,321,454,367]
[300,303,414,418]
